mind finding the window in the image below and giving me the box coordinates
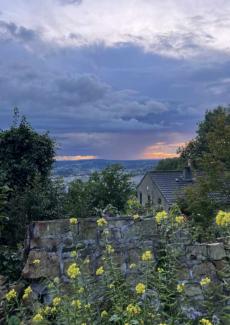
[139,192,142,205]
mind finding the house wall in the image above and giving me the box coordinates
[137,173,169,210]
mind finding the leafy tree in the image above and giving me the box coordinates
[155,157,184,171]
[0,110,66,245]
[66,164,134,217]
[178,107,230,229]
[0,109,55,190]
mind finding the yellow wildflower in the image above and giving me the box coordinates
[126,304,141,315]
[51,307,57,314]
[200,276,211,286]
[130,263,137,269]
[67,263,81,279]
[101,310,108,318]
[108,283,115,289]
[155,210,168,224]
[5,289,17,301]
[157,267,164,273]
[216,210,230,226]
[32,259,40,265]
[141,250,153,261]
[22,286,32,300]
[70,217,78,225]
[97,217,107,227]
[81,323,87,325]
[106,244,114,254]
[177,283,185,293]
[159,323,167,325]
[135,283,146,294]
[96,266,104,276]
[70,250,77,257]
[200,319,213,325]
[71,299,81,309]
[84,303,91,309]
[43,306,51,315]
[78,287,84,293]
[175,216,185,224]
[133,214,140,221]
[52,296,61,306]
[53,277,59,284]
[32,313,43,322]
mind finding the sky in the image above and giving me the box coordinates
[0,0,230,160]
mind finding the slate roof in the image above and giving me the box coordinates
[143,170,194,206]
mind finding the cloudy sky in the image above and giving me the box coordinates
[0,0,230,160]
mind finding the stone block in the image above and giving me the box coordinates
[207,243,226,260]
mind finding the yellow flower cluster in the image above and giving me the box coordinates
[78,287,84,293]
[22,286,32,300]
[216,210,230,226]
[159,323,167,325]
[133,214,140,221]
[135,283,145,294]
[52,297,61,306]
[97,217,107,226]
[106,244,114,254]
[177,283,185,293]
[71,299,81,309]
[5,289,17,301]
[175,216,185,224]
[96,266,104,276]
[200,276,211,286]
[101,310,108,318]
[200,319,213,325]
[32,259,40,265]
[32,313,43,322]
[67,263,81,279]
[126,304,141,315]
[70,217,78,225]
[70,250,77,257]
[155,211,168,224]
[141,250,153,261]
[130,263,137,269]
[157,267,164,273]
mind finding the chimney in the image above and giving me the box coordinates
[183,165,192,181]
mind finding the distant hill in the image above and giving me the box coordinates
[53,159,159,185]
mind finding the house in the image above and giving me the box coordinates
[137,166,194,211]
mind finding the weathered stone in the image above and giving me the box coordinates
[22,251,59,279]
[207,243,226,260]
[192,262,216,280]
[186,244,208,261]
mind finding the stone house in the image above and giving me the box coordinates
[137,166,194,211]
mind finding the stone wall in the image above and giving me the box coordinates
[22,217,230,306]
[22,216,159,280]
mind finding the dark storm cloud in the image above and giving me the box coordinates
[0,22,229,158]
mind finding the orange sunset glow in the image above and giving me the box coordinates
[55,155,97,161]
[141,142,185,159]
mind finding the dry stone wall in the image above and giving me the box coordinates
[22,217,230,305]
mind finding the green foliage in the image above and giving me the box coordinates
[0,109,55,190]
[0,110,66,246]
[66,164,134,217]
[178,107,230,228]
[0,245,23,281]
[155,157,184,171]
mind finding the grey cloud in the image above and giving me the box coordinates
[0,20,37,42]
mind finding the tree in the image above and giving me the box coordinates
[0,109,55,190]
[66,164,134,217]
[0,110,66,245]
[155,157,184,171]
[178,107,230,228]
